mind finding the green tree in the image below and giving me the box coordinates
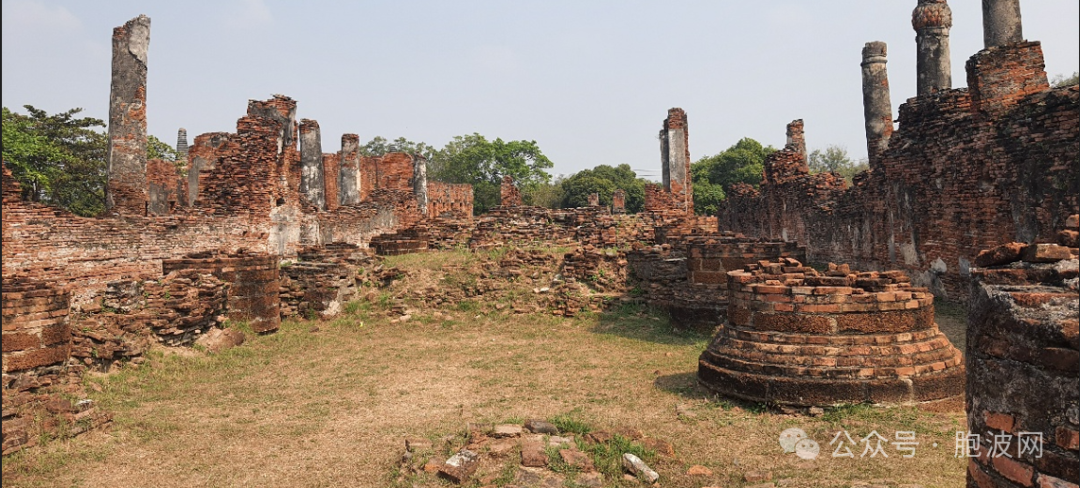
[559,163,646,212]
[2,105,108,216]
[147,134,181,164]
[358,136,437,160]
[690,137,774,214]
[522,177,564,208]
[429,133,553,214]
[808,145,867,182]
[1051,71,1078,88]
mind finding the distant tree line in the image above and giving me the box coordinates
[6,104,869,218]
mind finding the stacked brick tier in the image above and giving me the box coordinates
[627,235,805,333]
[162,251,280,333]
[1,279,71,379]
[966,238,1078,487]
[698,259,964,406]
[370,226,430,256]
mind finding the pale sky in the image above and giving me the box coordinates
[3,0,1078,180]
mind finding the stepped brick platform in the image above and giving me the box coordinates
[698,259,964,406]
[965,236,1078,488]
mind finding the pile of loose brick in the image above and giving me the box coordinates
[698,258,965,406]
[398,420,677,486]
[965,218,1078,488]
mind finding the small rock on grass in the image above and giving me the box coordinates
[524,419,559,434]
[438,449,480,483]
[745,470,773,482]
[622,453,659,483]
[687,465,713,476]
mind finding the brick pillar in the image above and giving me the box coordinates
[912,0,953,96]
[106,15,151,215]
[500,175,522,207]
[588,193,599,207]
[660,108,693,215]
[612,189,626,214]
[411,154,428,216]
[785,119,806,157]
[339,134,360,205]
[861,41,893,169]
[982,0,1023,48]
[298,119,325,210]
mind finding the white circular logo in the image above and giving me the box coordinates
[779,428,807,453]
[795,438,820,459]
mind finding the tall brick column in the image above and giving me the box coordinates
[982,0,1023,48]
[861,41,893,169]
[785,119,806,157]
[339,134,360,205]
[660,108,693,215]
[912,0,953,96]
[106,14,151,215]
[298,119,325,210]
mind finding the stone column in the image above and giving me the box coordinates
[861,41,893,168]
[339,134,360,205]
[912,0,953,96]
[612,189,626,214]
[106,15,151,214]
[982,0,1023,48]
[660,108,692,214]
[411,154,428,216]
[176,128,189,162]
[298,120,325,210]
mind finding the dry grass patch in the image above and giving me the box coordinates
[3,250,967,488]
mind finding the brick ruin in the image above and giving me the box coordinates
[698,259,964,406]
[3,2,1079,473]
[718,3,1078,303]
[965,226,1078,487]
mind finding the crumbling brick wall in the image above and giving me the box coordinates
[427,182,473,220]
[965,237,1078,487]
[147,158,186,215]
[2,279,71,380]
[719,42,1079,300]
[162,251,280,333]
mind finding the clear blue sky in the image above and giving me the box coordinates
[3,0,1078,180]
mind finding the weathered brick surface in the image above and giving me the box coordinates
[720,43,1079,301]
[500,175,522,207]
[967,237,1078,487]
[698,259,964,406]
[427,182,473,220]
[162,251,280,333]
[106,15,150,215]
[2,280,70,375]
[146,158,186,215]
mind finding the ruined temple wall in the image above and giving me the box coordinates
[720,44,1078,300]
[146,158,186,215]
[322,153,340,211]
[428,182,473,220]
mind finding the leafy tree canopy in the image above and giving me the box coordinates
[690,137,775,214]
[429,133,553,214]
[560,163,646,213]
[147,134,181,164]
[1051,71,1078,88]
[807,144,867,182]
[2,105,108,216]
[359,136,437,160]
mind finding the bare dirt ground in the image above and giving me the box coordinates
[2,252,969,488]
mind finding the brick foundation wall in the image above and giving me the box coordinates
[147,158,186,215]
[1,279,71,377]
[719,43,1079,301]
[162,251,280,333]
[965,238,1078,487]
[698,259,964,406]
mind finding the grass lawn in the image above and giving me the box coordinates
[2,250,969,488]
